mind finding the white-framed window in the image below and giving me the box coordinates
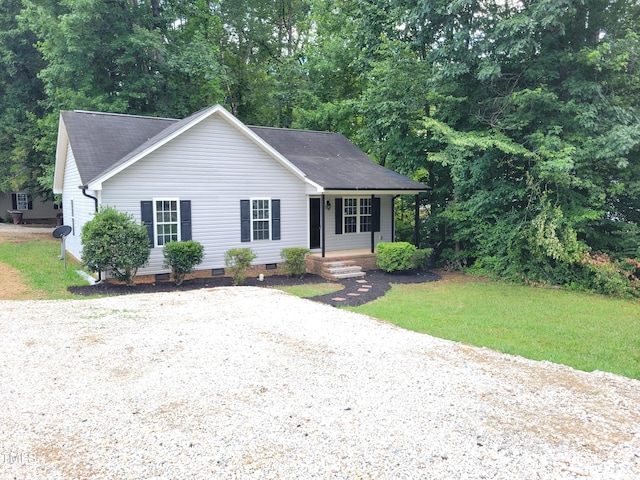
[344,198,358,233]
[359,198,372,232]
[251,198,270,241]
[154,199,180,246]
[16,193,29,210]
[343,197,372,233]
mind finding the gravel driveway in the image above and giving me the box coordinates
[1,287,639,479]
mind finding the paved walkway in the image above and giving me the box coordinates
[330,278,372,301]
[310,270,441,307]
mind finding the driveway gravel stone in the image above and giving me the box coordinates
[1,287,639,479]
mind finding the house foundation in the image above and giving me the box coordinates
[306,250,377,280]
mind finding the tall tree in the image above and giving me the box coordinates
[19,0,225,192]
[0,0,46,195]
[215,0,311,127]
[409,0,640,291]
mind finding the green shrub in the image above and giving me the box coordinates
[163,240,205,285]
[81,206,150,286]
[224,248,257,285]
[376,241,417,273]
[280,247,310,278]
[412,248,434,271]
[576,252,640,298]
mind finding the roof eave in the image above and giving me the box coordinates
[322,187,431,195]
[52,112,69,194]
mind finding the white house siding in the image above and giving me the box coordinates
[100,114,308,275]
[322,194,394,252]
[62,144,98,261]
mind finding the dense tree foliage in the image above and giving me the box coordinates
[1,0,638,295]
[0,0,45,195]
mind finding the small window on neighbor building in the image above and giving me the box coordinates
[16,193,29,210]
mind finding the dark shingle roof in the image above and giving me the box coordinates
[249,126,427,191]
[62,107,428,192]
[61,110,176,185]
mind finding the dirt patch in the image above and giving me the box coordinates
[0,261,30,300]
[0,223,53,244]
[435,269,491,284]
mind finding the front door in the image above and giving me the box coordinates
[309,198,321,249]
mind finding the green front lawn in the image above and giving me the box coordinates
[351,278,640,380]
[0,239,90,299]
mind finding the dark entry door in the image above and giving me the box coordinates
[309,198,321,249]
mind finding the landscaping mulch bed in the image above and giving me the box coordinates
[312,269,441,307]
[68,269,441,307]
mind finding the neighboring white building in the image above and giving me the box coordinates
[53,105,428,278]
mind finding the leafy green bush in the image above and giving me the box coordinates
[376,242,417,273]
[224,248,257,285]
[280,247,310,278]
[81,206,150,286]
[163,240,205,285]
[412,248,434,271]
[575,252,640,298]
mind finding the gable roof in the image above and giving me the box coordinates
[249,127,426,191]
[54,105,428,194]
[60,110,175,185]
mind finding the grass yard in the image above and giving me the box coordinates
[351,278,640,380]
[0,239,90,299]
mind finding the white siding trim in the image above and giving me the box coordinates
[61,145,98,261]
[53,113,69,193]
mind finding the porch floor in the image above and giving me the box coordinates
[309,248,374,258]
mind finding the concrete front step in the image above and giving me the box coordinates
[322,261,365,280]
[324,260,357,268]
[330,270,366,280]
[326,265,363,275]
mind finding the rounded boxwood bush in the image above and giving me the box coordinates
[81,206,150,286]
[163,240,205,285]
[376,241,417,273]
[224,248,257,285]
[280,247,310,278]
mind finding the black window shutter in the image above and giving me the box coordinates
[334,198,343,235]
[11,194,17,210]
[240,199,251,242]
[271,199,281,240]
[372,197,381,232]
[27,198,33,210]
[180,200,192,241]
[141,201,154,248]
